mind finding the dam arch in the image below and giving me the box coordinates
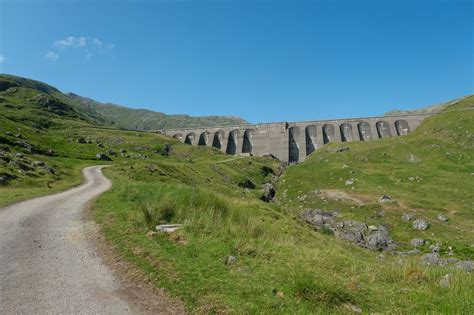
[212,130,225,149]
[289,126,300,163]
[185,132,196,145]
[198,132,209,146]
[242,129,254,154]
[376,121,391,138]
[323,124,335,144]
[395,120,410,136]
[226,130,239,155]
[172,133,183,141]
[305,125,317,156]
[357,122,372,141]
[340,123,353,142]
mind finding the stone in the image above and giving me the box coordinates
[437,214,449,222]
[156,224,182,233]
[366,228,394,251]
[429,243,441,253]
[439,274,452,288]
[33,161,45,167]
[408,177,415,181]
[413,218,429,230]
[119,148,127,154]
[345,178,355,185]
[379,195,392,203]
[411,238,425,247]
[14,133,23,139]
[421,253,447,266]
[456,261,473,272]
[402,213,413,222]
[42,165,55,174]
[106,149,117,156]
[395,249,420,256]
[97,143,105,148]
[408,153,420,163]
[261,183,276,202]
[77,137,87,144]
[96,153,112,161]
[226,255,237,265]
[301,209,336,228]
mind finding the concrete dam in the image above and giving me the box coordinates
[164,113,432,163]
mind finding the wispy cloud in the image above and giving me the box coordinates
[45,51,59,61]
[0,55,5,63]
[45,36,113,61]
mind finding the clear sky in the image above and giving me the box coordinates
[0,0,472,123]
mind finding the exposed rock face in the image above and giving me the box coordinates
[413,219,429,230]
[96,153,112,161]
[261,183,276,202]
[301,209,395,251]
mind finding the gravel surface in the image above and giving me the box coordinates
[0,166,135,314]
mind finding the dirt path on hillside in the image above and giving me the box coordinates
[0,166,183,314]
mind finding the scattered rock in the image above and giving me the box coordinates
[42,165,55,174]
[106,149,117,156]
[439,274,452,288]
[402,213,413,222]
[14,133,23,139]
[238,179,256,189]
[429,243,441,253]
[156,224,182,233]
[77,137,87,144]
[408,153,420,163]
[345,178,355,185]
[301,209,337,229]
[455,261,473,272]
[97,143,105,148]
[421,253,447,266]
[366,227,395,251]
[96,153,112,161]
[379,195,392,203]
[226,255,237,265]
[437,214,449,222]
[33,160,45,167]
[14,152,24,158]
[343,303,362,313]
[408,177,415,181]
[411,238,425,247]
[413,218,429,230]
[119,148,127,154]
[395,249,420,256]
[261,183,276,202]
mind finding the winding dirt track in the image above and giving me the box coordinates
[0,166,137,314]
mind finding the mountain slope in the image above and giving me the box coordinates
[384,94,473,116]
[66,92,247,130]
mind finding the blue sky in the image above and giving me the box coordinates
[0,0,472,123]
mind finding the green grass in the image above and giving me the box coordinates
[1,75,473,313]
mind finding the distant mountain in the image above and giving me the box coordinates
[65,93,247,131]
[384,95,472,116]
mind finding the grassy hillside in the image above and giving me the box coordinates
[66,92,247,130]
[1,75,473,313]
[384,94,472,116]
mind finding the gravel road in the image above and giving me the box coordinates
[0,166,136,314]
